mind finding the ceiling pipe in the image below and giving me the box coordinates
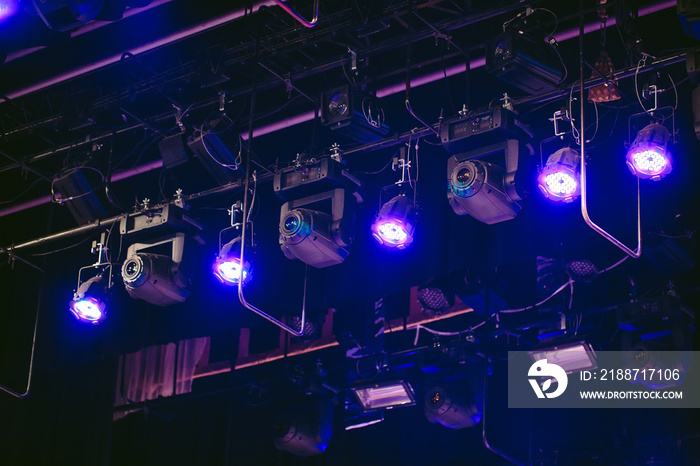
[0,0,677,220]
[244,0,676,139]
[0,1,277,103]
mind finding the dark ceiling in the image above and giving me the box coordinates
[0,0,699,465]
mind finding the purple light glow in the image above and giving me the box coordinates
[0,0,19,23]
[374,221,410,246]
[69,297,106,324]
[538,148,581,202]
[371,195,418,250]
[627,148,671,179]
[626,123,672,180]
[542,172,578,198]
[214,257,250,286]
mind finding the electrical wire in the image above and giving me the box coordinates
[0,178,45,205]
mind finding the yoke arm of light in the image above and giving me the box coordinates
[577,3,641,259]
[272,0,319,28]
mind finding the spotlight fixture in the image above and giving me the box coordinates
[416,278,455,316]
[273,397,334,457]
[371,194,418,249]
[565,259,598,282]
[122,233,195,307]
[447,140,525,224]
[321,84,389,142]
[69,235,113,325]
[538,147,581,202]
[626,123,672,180]
[424,384,483,429]
[212,237,251,286]
[70,275,109,325]
[528,341,597,374]
[279,188,358,268]
[350,380,415,411]
[120,202,203,307]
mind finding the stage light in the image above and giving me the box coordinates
[273,397,334,457]
[212,237,251,286]
[528,341,597,374]
[321,84,389,142]
[0,0,19,23]
[121,232,194,307]
[279,188,357,269]
[371,194,418,249]
[447,140,524,225]
[538,147,581,202]
[417,278,455,316]
[350,380,415,411]
[31,0,105,31]
[565,259,598,282]
[626,123,672,180]
[424,384,483,429]
[69,275,108,324]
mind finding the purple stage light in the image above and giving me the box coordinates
[70,296,107,324]
[627,123,672,181]
[213,256,250,286]
[213,238,251,286]
[371,194,418,249]
[538,147,581,202]
[0,0,19,23]
[626,123,672,180]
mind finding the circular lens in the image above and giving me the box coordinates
[328,93,349,117]
[284,215,299,233]
[456,167,473,185]
[124,260,138,276]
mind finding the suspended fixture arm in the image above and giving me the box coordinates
[577,0,641,259]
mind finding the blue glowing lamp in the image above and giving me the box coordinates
[537,147,581,203]
[213,237,251,286]
[69,275,108,324]
[626,123,672,180]
[371,194,418,249]
[0,0,19,23]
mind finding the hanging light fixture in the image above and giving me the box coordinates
[69,275,110,324]
[626,123,672,180]
[213,237,251,286]
[538,147,581,202]
[371,194,418,249]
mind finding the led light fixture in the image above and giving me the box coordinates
[69,275,109,325]
[424,384,483,429]
[122,233,195,307]
[447,140,524,225]
[279,188,357,269]
[351,380,415,411]
[273,397,334,457]
[626,123,672,180]
[0,0,19,23]
[528,341,597,374]
[371,194,418,249]
[212,237,251,286]
[538,147,581,202]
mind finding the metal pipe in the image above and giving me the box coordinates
[0,252,43,399]
[0,0,676,220]
[578,0,642,259]
[272,0,319,28]
[0,1,277,102]
[482,360,525,466]
[237,49,305,337]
